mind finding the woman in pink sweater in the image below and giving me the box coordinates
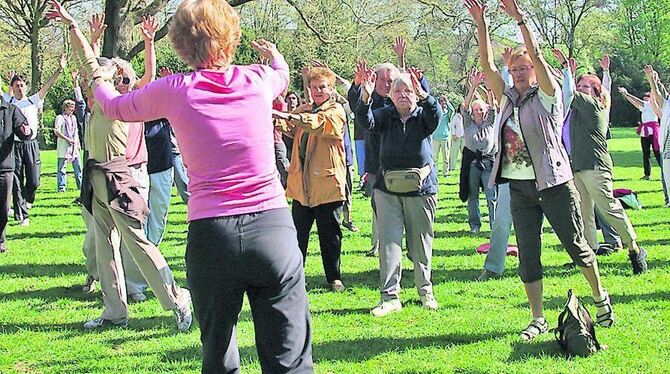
[48,0,313,372]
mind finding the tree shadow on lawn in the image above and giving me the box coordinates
[0,262,83,278]
[8,230,86,240]
[311,330,515,363]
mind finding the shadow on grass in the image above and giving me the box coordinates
[311,331,514,362]
[507,339,566,362]
[0,262,83,278]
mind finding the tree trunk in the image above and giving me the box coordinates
[102,0,129,58]
[29,21,42,96]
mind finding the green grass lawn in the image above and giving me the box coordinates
[1,127,669,373]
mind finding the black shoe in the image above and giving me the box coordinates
[365,245,378,257]
[0,243,7,254]
[629,247,648,275]
[72,197,81,205]
[342,221,359,232]
[641,175,650,180]
[596,243,620,256]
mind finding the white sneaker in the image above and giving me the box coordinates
[371,299,402,317]
[83,317,128,329]
[19,218,29,227]
[8,208,13,216]
[420,294,439,310]
[330,280,345,292]
[26,202,32,210]
[173,290,193,332]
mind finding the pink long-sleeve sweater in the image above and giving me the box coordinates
[94,58,290,221]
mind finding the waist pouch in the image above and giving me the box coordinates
[383,164,431,193]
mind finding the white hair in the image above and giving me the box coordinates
[389,73,414,94]
[112,57,138,87]
[374,62,400,77]
[471,99,489,111]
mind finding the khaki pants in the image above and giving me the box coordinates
[90,169,188,321]
[574,170,637,249]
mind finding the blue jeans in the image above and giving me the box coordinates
[172,154,190,204]
[354,140,366,177]
[146,168,174,246]
[57,157,82,192]
[484,183,512,274]
[467,161,496,231]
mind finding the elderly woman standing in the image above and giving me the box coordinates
[459,70,497,235]
[466,0,613,341]
[54,99,82,191]
[48,0,313,372]
[356,67,442,317]
[274,66,347,292]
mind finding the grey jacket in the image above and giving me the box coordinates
[489,84,573,191]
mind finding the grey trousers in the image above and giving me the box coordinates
[374,190,436,301]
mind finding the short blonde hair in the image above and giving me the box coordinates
[509,47,531,66]
[390,73,414,95]
[61,99,75,110]
[307,67,336,88]
[169,0,241,70]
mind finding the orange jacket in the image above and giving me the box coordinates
[276,99,347,207]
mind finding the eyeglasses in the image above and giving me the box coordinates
[115,76,131,85]
[509,66,534,74]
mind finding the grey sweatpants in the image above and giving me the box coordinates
[374,190,436,301]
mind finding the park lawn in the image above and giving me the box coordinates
[0,127,669,373]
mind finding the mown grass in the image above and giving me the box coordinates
[0,128,669,373]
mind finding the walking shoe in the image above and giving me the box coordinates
[342,221,359,232]
[476,269,502,282]
[365,244,379,257]
[596,243,621,256]
[594,291,615,328]
[8,208,13,216]
[420,294,439,310]
[173,291,193,332]
[82,275,96,293]
[330,280,346,292]
[129,292,147,302]
[71,197,81,206]
[0,243,7,254]
[371,299,402,317]
[641,175,650,180]
[519,317,548,341]
[469,227,480,236]
[26,202,32,210]
[83,317,128,329]
[19,218,29,227]
[629,247,648,275]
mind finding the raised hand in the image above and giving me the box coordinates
[464,0,487,23]
[551,48,568,66]
[310,59,329,69]
[88,13,107,42]
[502,47,513,67]
[643,64,655,78]
[407,67,427,100]
[500,0,525,21]
[354,59,368,86]
[250,39,280,61]
[46,0,77,25]
[600,54,610,71]
[361,69,376,101]
[140,15,159,42]
[568,58,577,77]
[58,53,67,70]
[71,69,79,84]
[301,66,310,81]
[392,36,406,69]
[159,67,173,78]
[467,68,484,87]
[617,86,629,95]
[7,70,16,84]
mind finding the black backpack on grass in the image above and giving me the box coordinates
[554,289,602,357]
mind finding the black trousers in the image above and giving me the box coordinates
[0,172,13,243]
[186,208,313,374]
[641,135,661,177]
[13,139,41,220]
[292,200,343,283]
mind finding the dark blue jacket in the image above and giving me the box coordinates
[144,118,174,174]
[355,95,441,196]
[348,76,431,175]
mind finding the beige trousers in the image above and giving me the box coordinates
[574,169,637,250]
[90,169,188,321]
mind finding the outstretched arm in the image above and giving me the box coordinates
[135,16,158,89]
[38,53,67,99]
[617,86,644,110]
[501,0,557,96]
[644,66,664,118]
[465,0,505,101]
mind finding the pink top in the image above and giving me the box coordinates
[125,122,148,166]
[94,58,290,221]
